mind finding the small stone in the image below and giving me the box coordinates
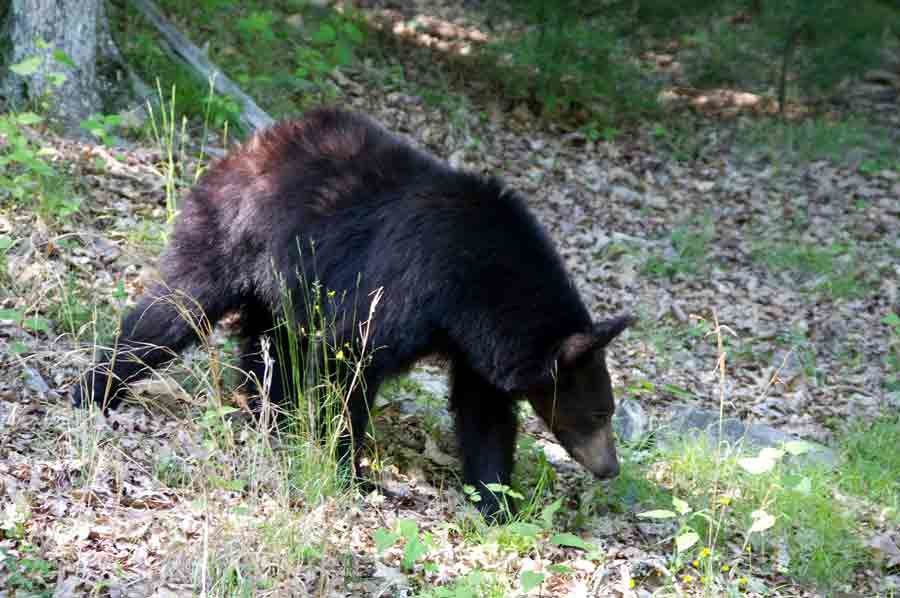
[644,194,669,210]
[613,399,648,443]
[611,186,641,205]
[661,406,837,468]
[24,367,50,398]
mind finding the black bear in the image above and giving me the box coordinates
[74,108,632,517]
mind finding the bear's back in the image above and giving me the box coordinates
[196,108,443,218]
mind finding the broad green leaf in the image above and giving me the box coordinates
[331,42,353,66]
[540,498,562,529]
[52,49,76,68]
[16,112,43,126]
[485,483,524,500]
[675,531,700,552]
[784,440,813,456]
[47,72,67,87]
[10,56,42,76]
[0,235,13,251]
[520,570,545,592]
[343,22,363,43]
[662,383,693,399]
[748,510,776,533]
[401,535,427,570]
[507,522,541,539]
[758,447,785,462]
[210,475,245,491]
[737,456,775,475]
[672,496,691,515]
[373,528,399,553]
[397,518,418,540]
[312,24,336,43]
[637,509,677,519]
[549,532,592,551]
[548,564,572,574]
[22,317,50,333]
[0,308,22,321]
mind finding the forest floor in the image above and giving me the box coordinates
[2,1,900,597]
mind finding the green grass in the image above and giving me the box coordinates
[418,570,508,598]
[736,117,900,170]
[840,415,900,519]
[45,273,120,343]
[111,1,371,131]
[643,219,716,279]
[754,241,875,299]
[635,435,873,590]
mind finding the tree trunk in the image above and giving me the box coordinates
[1,0,122,128]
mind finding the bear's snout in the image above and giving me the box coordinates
[559,422,620,481]
[590,458,620,480]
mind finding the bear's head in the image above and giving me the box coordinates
[527,315,634,480]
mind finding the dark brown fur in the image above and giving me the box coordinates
[74,108,631,518]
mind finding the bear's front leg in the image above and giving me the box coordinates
[450,361,518,521]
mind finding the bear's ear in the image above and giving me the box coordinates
[593,314,635,347]
[557,332,598,368]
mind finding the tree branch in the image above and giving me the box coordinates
[128,0,275,134]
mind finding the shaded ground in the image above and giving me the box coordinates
[2,2,899,597]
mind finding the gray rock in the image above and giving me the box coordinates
[613,399,648,443]
[661,406,838,468]
[407,368,449,398]
[611,185,641,205]
[24,367,50,398]
[537,440,580,472]
[644,194,670,210]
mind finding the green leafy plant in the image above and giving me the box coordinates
[840,412,900,517]
[419,570,506,598]
[483,1,657,122]
[237,10,277,44]
[0,112,73,219]
[0,308,52,335]
[1,501,56,597]
[374,518,432,572]
[80,113,123,146]
[755,241,874,299]
[643,219,715,278]
[8,44,74,108]
[294,11,365,107]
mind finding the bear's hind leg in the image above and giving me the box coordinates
[239,334,290,419]
[450,360,518,520]
[237,303,293,413]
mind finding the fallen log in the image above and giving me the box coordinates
[129,0,275,134]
